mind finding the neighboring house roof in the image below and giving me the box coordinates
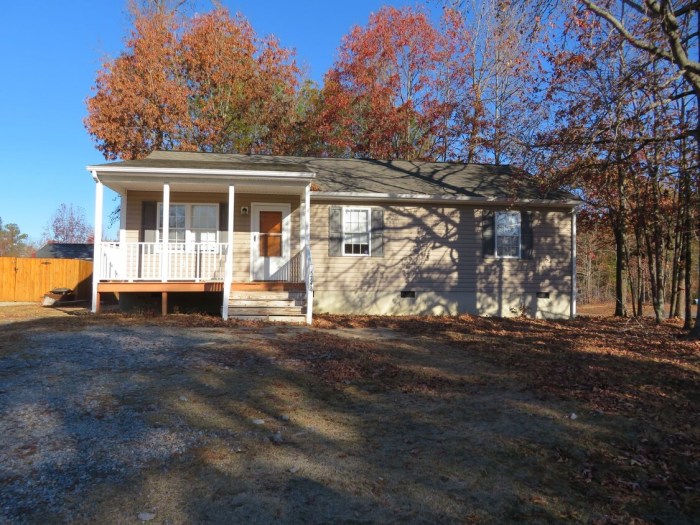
[91,150,577,204]
[35,243,94,260]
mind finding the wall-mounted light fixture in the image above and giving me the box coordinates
[241,206,249,216]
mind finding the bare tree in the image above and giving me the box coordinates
[43,204,93,244]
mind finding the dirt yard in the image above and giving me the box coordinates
[0,305,697,524]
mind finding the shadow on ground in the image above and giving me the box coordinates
[0,309,697,524]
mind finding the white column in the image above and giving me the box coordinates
[571,208,577,319]
[91,175,103,313]
[222,185,235,320]
[119,192,129,281]
[304,184,313,325]
[161,182,170,282]
[299,191,307,278]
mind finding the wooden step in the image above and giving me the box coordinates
[229,314,307,323]
[231,282,305,292]
[230,291,305,300]
[232,299,300,307]
[228,307,306,316]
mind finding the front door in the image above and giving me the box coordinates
[251,203,291,281]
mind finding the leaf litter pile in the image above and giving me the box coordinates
[0,306,697,524]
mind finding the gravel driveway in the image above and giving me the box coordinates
[0,324,234,522]
[1,306,697,524]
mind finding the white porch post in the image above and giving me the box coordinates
[304,184,313,325]
[222,185,235,320]
[571,208,577,319]
[161,182,170,283]
[299,191,307,277]
[120,192,129,281]
[91,174,103,313]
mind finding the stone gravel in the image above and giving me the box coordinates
[0,325,232,523]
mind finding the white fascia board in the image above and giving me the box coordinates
[86,165,316,180]
[311,191,579,208]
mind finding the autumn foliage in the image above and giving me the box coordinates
[85,8,304,159]
[317,6,471,161]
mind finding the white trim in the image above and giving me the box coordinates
[222,186,235,320]
[87,166,316,179]
[91,177,103,313]
[341,206,372,257]
[161,183,170,283]
[571,209,577,319]
[312,191,578,208]
[494,210,521,259]
[250,202,292,281]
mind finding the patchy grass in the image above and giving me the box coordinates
[0,306,698,524]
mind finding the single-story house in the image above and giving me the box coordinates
[35,242,94,260]
[87,151,578,323]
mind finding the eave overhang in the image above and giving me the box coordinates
[310,191,579,209]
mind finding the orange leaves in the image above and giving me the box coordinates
[85,8,302,159]
[317,6,472,161]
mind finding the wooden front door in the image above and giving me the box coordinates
[251,203,291,281]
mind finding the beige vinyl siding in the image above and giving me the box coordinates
[311,201,479,292]
[125,191,301,282]
[310,201,573,317]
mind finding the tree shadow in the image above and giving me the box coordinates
[0,315,696,523]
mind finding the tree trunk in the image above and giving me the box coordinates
[613,221,627,317]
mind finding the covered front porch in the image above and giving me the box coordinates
[88,160,315,322]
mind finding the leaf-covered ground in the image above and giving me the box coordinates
[0,305,697,524]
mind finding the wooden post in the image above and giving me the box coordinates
[162,291,168,316]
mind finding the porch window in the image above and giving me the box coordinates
[158,204,186,243]
[192,205,217,243]
[157,203,218,244]
[343,207,371,256]
[495,211,521,258]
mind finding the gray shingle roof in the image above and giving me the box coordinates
[93,151,575,202]
[35,243,94,260]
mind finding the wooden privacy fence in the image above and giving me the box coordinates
[0,257,93,302]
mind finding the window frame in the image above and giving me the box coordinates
[156,203,219,246]
[342,206,372,257]
[494,210,521,259]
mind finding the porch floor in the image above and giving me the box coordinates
[96,281,305,293]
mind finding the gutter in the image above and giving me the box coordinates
[86,165,317,180]
[311,191,579,208]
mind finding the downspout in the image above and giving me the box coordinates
[304,184,313,325]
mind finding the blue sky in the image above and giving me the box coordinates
[0,0,419,243]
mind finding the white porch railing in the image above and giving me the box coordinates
[99,242,228,281]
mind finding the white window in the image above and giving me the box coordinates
[157,203,218,245]
[343,207,371,256]
[158,204,186,243]
[192,205,218,243]
[495,211,521,258]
